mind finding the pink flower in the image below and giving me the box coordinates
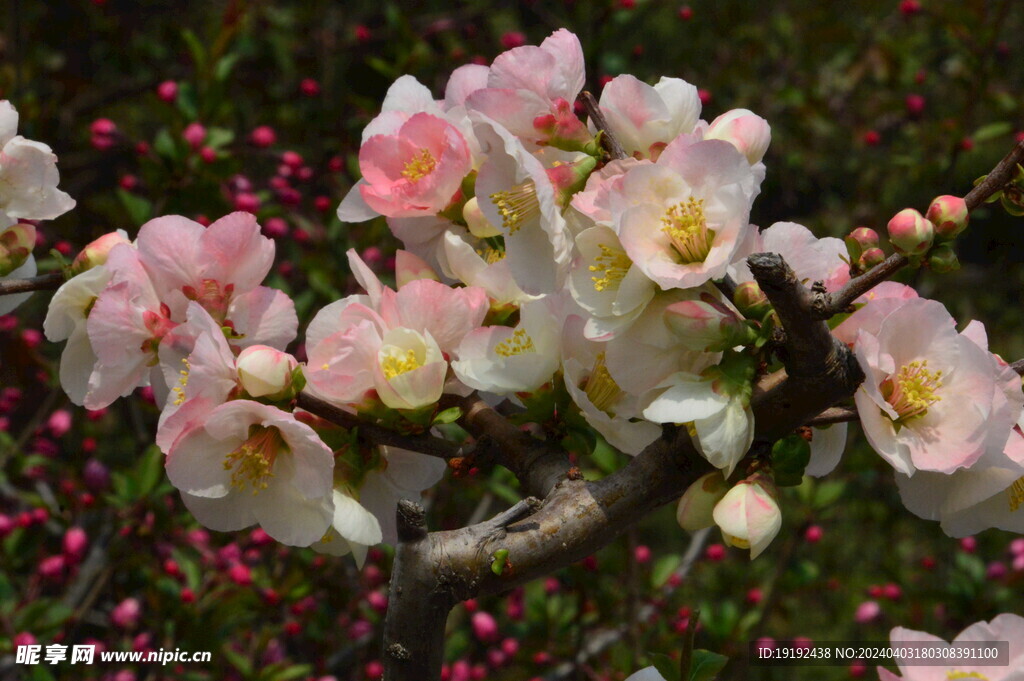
[596,74,701,158]
[878,614,1024,681]
[353,113,471,219]
[0,101,76,220]
[166,400,334,546]
[704,109,772,165]
[854,299,1018,475]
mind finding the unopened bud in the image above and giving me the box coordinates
[886,208,934,256]
[463,197,501,238]
[705,109,772,164]
[676,471,729,532]
[545,155,598,208]
[0,222,36,276]
[927,243,960,273]
[925,195,969,240]
[71,230,131,274]
[712,474,782,559]
[859,247,886,269]
[733,281,770,319]
[665,295,753,351]
[395,250,439,288]
[236,346,299,398]
[849,226,878,249]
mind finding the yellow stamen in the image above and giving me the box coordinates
[947,672,989,680]
[588,244,631,292]
[660,197,714,264]
[223,427,284,495]
[172,358,191,406]
[494,328,536,357]
[476,247,506,264]
[584,352,622,414]
[401,148,437,183]
[1009,476,1024,513]
[380,348,421,379]
[881,360,943,423]
[490,182,539,235]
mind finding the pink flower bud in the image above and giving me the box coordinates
[804,524,823,543]
[38,554,66,580]
[227,563,252,586]
[634,545,651,564]
[200,146,217,163]
[250,125,277,148]
[299,78,321,97]
[886,208,933,255]
[854,600,880,623]
[676,471,729,532]
[705,109,772,164]
[925,195,969,240]
[665,295,751,351]
[111,597,141,630]
[500,31,527,49]
[1010,538,1024,556]
[859,247,886,269]
[62,527,88,561]
[365,661,384,680]
[233,192,260,213]
[712,475,782,559]
[182,122,206,150]
[848,227,879,249]
[90,118,117,136]
[905,94,926,118]
[156,81,178,103]
[960,536,977,553]
[263,217,289,239]
[704,543,726,561]
[471,611,499,643]
[733,281,770,318]
[237,346,298,398]
[71,230,130,274]
[501,637,519,656]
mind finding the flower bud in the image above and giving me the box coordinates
[111,597,141,630]
[665,296,753,351]
[237,346,299,398]
[471,611,499,643]
[886,208,934,256]
[0,222,36,276]
[927,243,959,273]
[395,250,440,288]
[70,230,131,274]
[859,247,886,269]
[463,197,501,238]
[545,155,598,208]
[733,281,770,319]
[925,195,969,240]
[676,471,729,532]
[712,475,781,559]
[182,122,206,150]
[705,109,772,164]
[848,226,878,249]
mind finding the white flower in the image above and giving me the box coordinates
[0,101,75,220]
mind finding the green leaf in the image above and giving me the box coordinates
[175,82,199,121]
[689,649,728,681]
[134,444,165,497]
[117,189,152,225]
[650,553,683,588]
[205,126,235,150]
[214,53,242,82]
[432,407,462,425]
[490,549,509,576]
[971,121,1012,143]
[153,128,180,161]
[650,652,682,681]
[771,434,811,487]
[813,480,846,508]
[221,643,253,676]
[181,29,208,72]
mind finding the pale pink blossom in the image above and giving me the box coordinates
[612,140,758,290]
[0,101,76,220]
[712,475,782,559]
[704,108,771,165]
[236,345,299,398]
[854,299,1017,475]
[311,488,384,567]
[357,447,447,545]
[596,75,701,158]
[733,221,849,293]
[166,400,334,547]
[878,613,1024,681]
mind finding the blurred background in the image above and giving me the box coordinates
[0,1,1022,679]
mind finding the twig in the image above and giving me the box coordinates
[579,90,627,161]
[1011,359,1024,376]
[295,392,464,460]
[805,406,859,427]
[813,139,1024,319]
[0,271,64,297]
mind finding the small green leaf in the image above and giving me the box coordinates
[813,480,846,508]
[490,549,509,576]
[971,121,1012,143]
[650,553,683,588]
[432,407,462,425]
[771,434,811,487]
[117,189,152,225]
[689,649,728,681]
[205,126,235,150]
[650,652,682,681]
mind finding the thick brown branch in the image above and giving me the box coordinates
[456,394,571,498]
[579,90,627,161]
[0,271,64,296]
[748,253,865,441]
[294,392,463,460]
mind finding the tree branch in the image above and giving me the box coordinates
[812,140,1024,319]
[455,394,572,499]
[294,392,464,460]
[805,406,858,427]
[0,271,64,296]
